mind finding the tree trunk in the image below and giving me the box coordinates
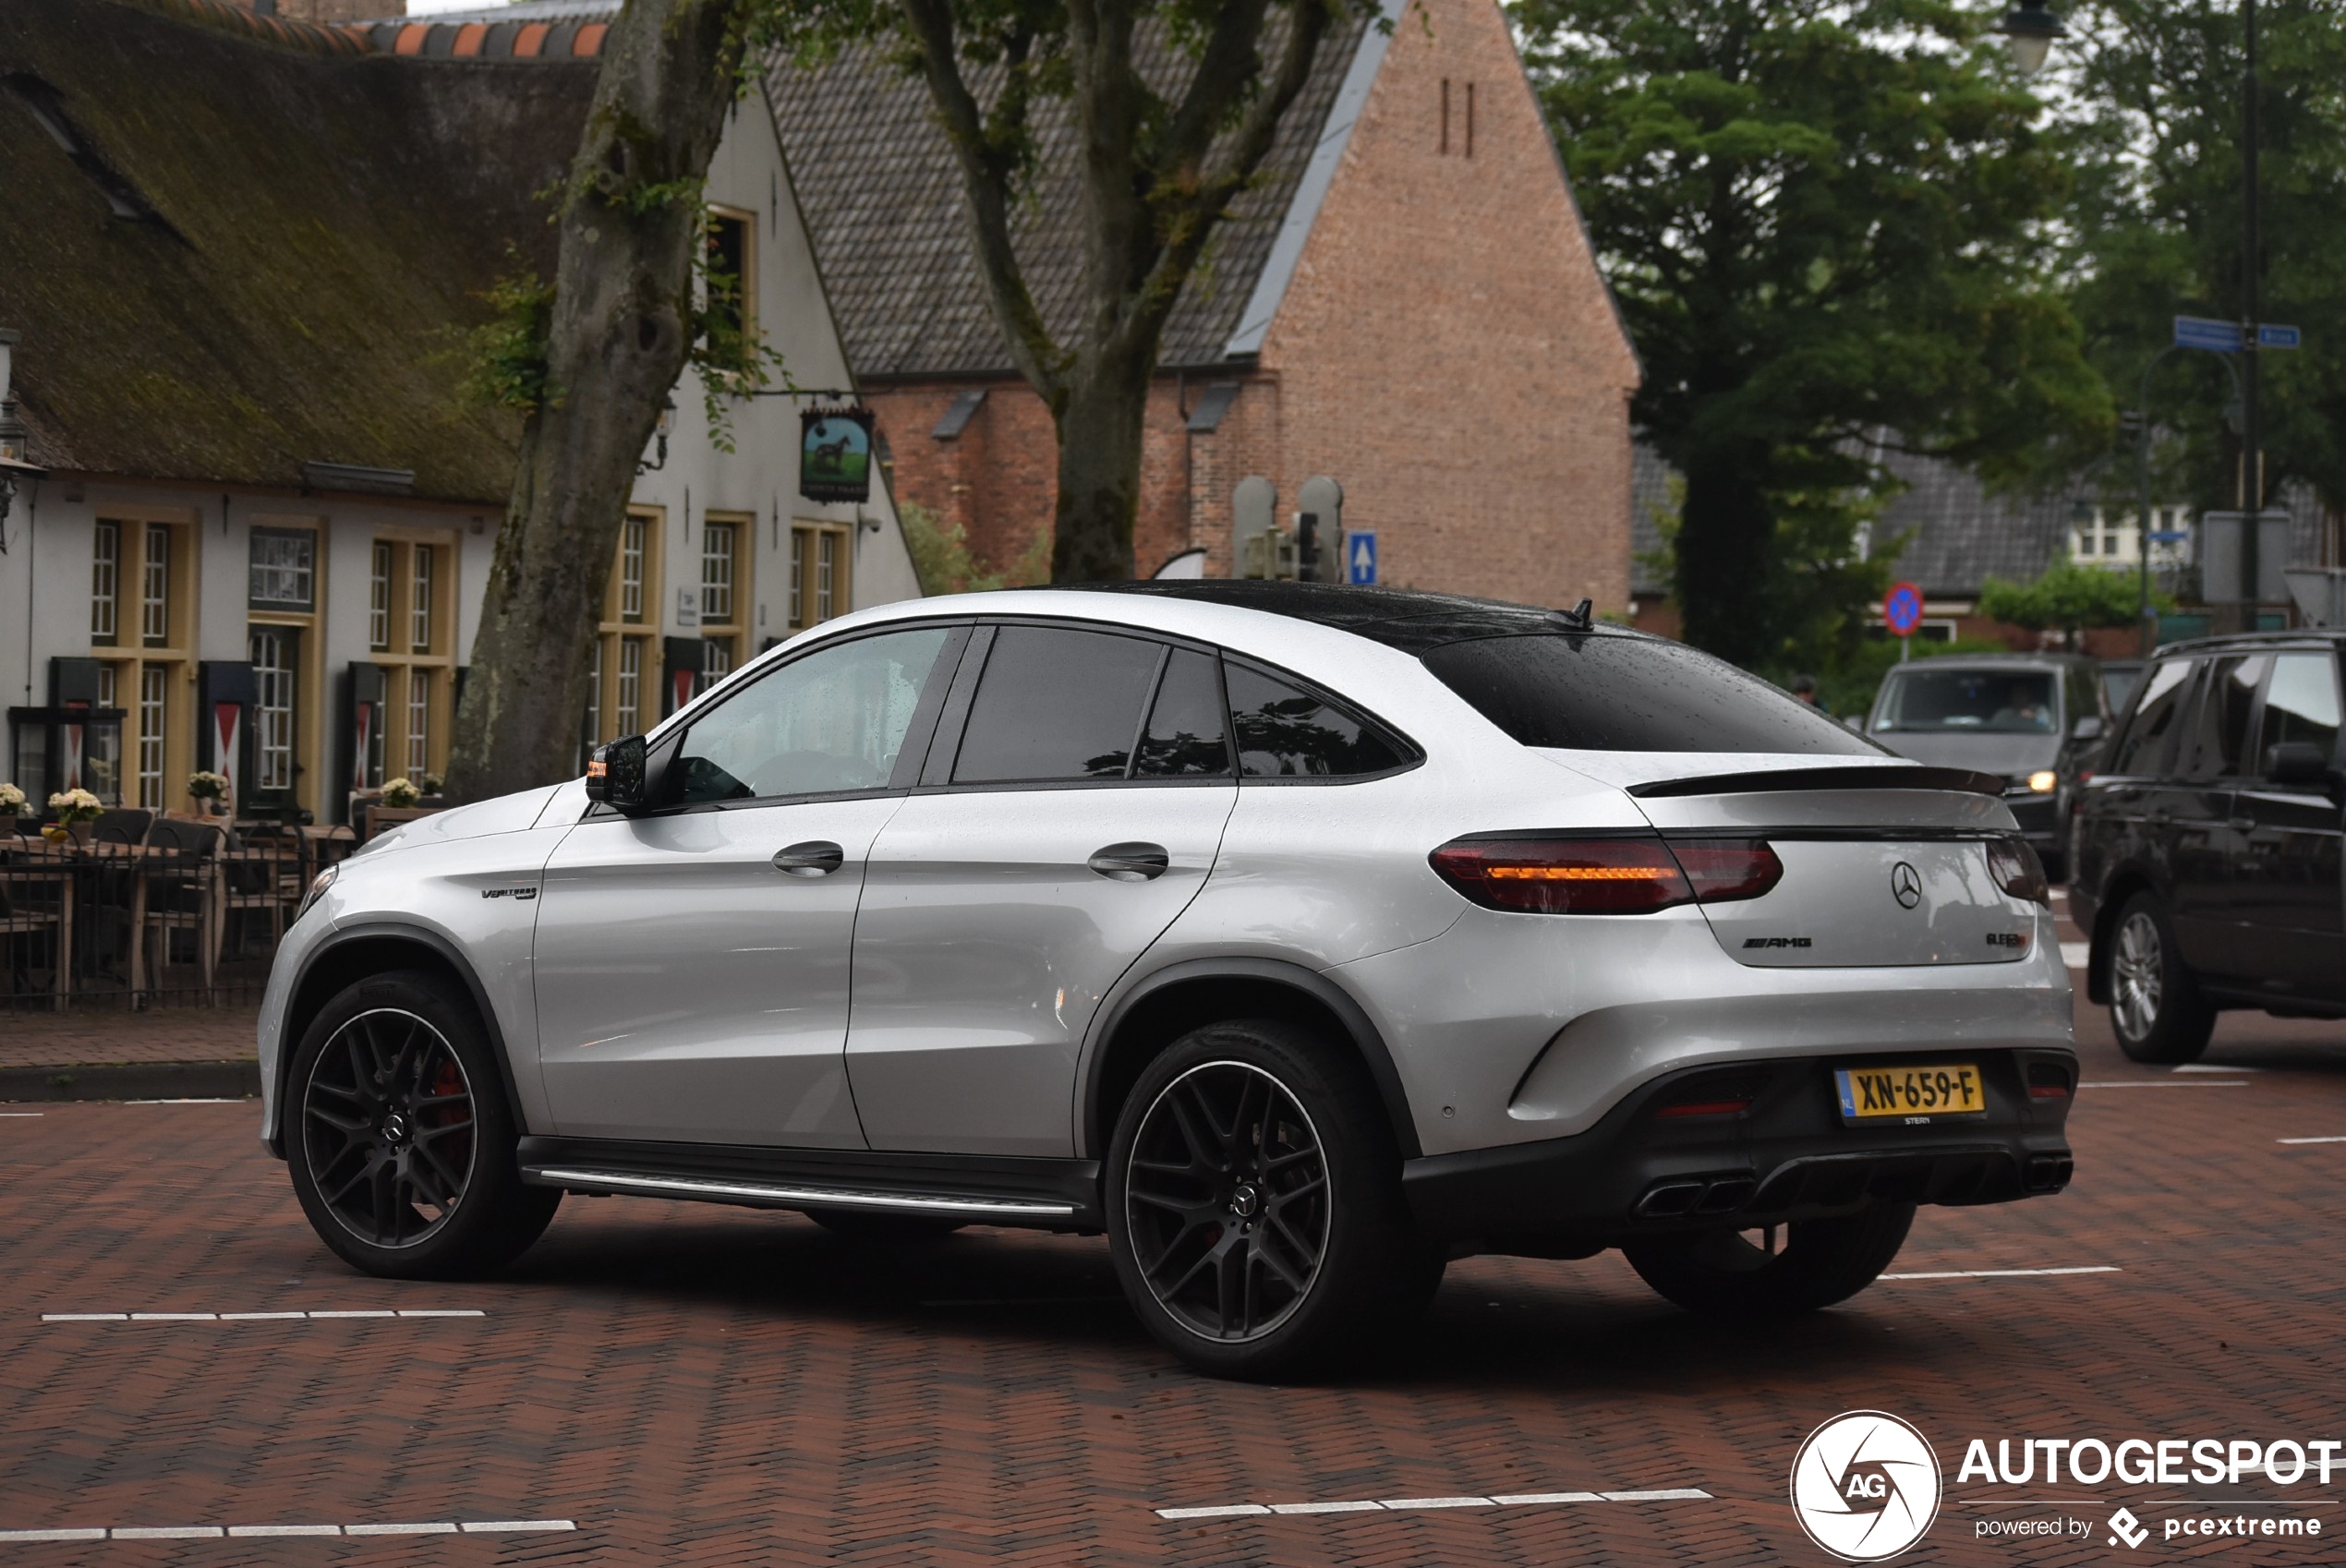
[1675,445,1778,670]
[1051,357,1150,581]
[441,0,744,804]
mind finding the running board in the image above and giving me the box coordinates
[515,1136,1102,1230]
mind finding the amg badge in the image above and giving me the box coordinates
[1743,935,1813,949]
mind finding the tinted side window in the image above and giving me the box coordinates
[1135,649,1231,778]
[1424,633,1880,754]
[673,626,952,803]
[952,627,1160,783]
[2259,652,2343,766]
[2107,658,2195,776]
[1226,663,1408,778]
[2179,655,2268,778]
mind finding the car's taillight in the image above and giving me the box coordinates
[1429,837,1690,913]
[1666,839,1784,903]
[1987,838,2050,906]
[1428,836,1782,914]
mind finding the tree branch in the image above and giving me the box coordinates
[1124,0,1331,354]
[900,0,1069,403]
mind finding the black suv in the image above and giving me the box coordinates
[2073,633,2346,1060]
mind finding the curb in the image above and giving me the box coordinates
[0,1061,261,1103]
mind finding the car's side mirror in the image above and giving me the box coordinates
[2265,741,2335,788]
[586,734,649,811]
[2070,716,2104,742]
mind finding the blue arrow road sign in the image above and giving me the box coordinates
[2174,315,2243,352]
[1346,531,1377,585]
[2258,323,2302,350]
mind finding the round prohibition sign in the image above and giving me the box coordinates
[1882,582,1925,638]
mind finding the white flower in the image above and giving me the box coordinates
[0,782,26,814]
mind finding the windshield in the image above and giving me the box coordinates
[1420,633,1881,754]
[1875,669,2058,734]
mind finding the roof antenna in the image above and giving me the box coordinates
[1555,597,1594,630]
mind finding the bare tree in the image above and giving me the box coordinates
[827,0,1353,581]
[443,0,750,802]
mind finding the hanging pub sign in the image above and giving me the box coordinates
[799,405,876,504]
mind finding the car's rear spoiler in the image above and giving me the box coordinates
[1626,765,2006,800]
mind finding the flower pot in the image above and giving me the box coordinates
[65,821,93,847]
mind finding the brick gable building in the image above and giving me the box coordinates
[768,0,1639,609]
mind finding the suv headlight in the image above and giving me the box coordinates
[2026,769,2059,794]
[296,863,338,923]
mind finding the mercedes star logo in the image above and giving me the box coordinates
[1890,862,1923,910]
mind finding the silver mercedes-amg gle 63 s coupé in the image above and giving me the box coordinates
[260,583,2076,1378]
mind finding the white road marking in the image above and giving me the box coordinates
[2174,1062,2263,1073]
[1880,1266,2121,1281]
[2078,1080,2251,1089]
[0,1520,577,1541]
[0,1113,43,1117]
[2060,941,2091,969]
[1156,1489,1710,1520]
[122,1099,245,1105]
[2279,1136,2346,1145]
[41,1309,485,1323]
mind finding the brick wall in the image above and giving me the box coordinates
[864,0,1638,606]
[867,377,1245,582]
[1257,0,1638,610]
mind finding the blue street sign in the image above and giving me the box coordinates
[2257,323,2302,350]
[2173,315,2243,352]
[2148,530,2190,544]
[1883,581,1924,637]
[1346,531,1377,585]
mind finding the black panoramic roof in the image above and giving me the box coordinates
[1093,581,1628,654]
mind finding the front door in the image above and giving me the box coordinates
[2234,650,2346,1000]
[533,623,963,1146]
[847,626,1238,1156]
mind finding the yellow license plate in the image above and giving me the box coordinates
[1835,1063,1985,1121]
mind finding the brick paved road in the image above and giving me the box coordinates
[2,924,2342,1565]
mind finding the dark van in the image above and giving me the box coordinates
[2073,633,2346,1061]
[1865,655,2110,882]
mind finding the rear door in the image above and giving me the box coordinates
[2078,656,2195,912]
[845,624,1237,1156]
[2164,653,2268,979]
[2233,650,2346,1000]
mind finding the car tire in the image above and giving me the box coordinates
[285,970,559,1280]
[1106,1018,1442,1381]
[1623,1201,1916,1321]
[2107,892,2215,1065]
[806,1211,965,1242]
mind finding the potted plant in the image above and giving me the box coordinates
[47,787,103,846]
[0,781,28,836]
[368,777,433,840]
[187,770,231,817]
[380,777,422,808]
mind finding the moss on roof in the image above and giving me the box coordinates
[0,0,598,501]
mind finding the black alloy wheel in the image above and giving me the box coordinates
[1624,1200,1917,1321]
[301,1007,478,1248]
[1106,1018,1442,1380]
[1123,1059,1332,1343]
[286,970,559,1279]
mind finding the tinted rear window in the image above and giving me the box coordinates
[1421,634,1880,754]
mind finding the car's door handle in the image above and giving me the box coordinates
[772,840,845,877]
[1088,841,1170,882]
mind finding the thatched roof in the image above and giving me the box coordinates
[0,0,599,501]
